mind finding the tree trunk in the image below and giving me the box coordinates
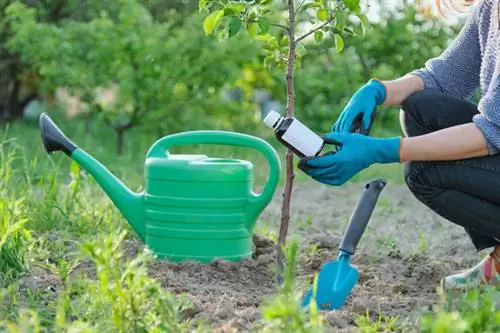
[276,0,297,284]
[115,127,126,155]
[0,60,39,123]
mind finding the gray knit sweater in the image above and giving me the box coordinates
[411,0,500,155]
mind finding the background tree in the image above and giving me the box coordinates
[0,0,123,124]
[5,0,262,154]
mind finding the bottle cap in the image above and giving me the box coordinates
[263,110,282,128]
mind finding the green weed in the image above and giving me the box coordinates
[258,238,326,333]
[354,310,399,332]
[0,146,32,282]
[420,287,500,333]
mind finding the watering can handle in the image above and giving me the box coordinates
[146,130,281,223]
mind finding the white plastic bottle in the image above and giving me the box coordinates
[263,110,325,157]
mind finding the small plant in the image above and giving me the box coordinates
[258,237,326,332]
[418,231,427,254]
[377,235,397,253]
[0,145,32,281]
[354,310,399,332]
[66,230,191,333]
[0,196,31,280]
[310,244,318,255]
[420,287,500,333]
[2,229,193,332]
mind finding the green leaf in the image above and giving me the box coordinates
[69,160,80,181]
[300,2,321,12]
[314,30,324,43]
[254,34,274,42]
[199,0,209,11]
[203,10,224,35]
[258,16,270,34]
[335,11,347,30]
[343,26,355,35]
[280,35,289,47]
[357,13,369,36]
[296,43,307,57]
[228,17,242,37]
[247,22,258,38]
[317,9,328,21]
[343,0,360,11]
[224,3,246,15]
[334,33,344,53]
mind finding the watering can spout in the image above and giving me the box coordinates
[39,113,145,240]
[39,112,77,156]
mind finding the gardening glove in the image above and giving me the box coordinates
[298,132,401,186]
[332,79,386,134]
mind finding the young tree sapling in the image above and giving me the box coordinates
[200,0,369,281]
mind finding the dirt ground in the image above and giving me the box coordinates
[17,179,485,332]
[145,180,484,332]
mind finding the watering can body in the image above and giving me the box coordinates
[39,113,280,263]
[143,132,281,262]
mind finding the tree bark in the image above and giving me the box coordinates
[115,127,125,155]
[277,0,297,283]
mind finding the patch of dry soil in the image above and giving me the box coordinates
[144,180,485,332]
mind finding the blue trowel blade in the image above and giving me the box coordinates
[301,256,359,311]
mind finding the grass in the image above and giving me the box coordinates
[0,111,496,332]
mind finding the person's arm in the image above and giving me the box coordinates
[401,122,489,161]
[411,3,482,99]
[377,2,483,107]
[379,74,425,106]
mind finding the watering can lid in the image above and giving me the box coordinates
[145,154,253,182]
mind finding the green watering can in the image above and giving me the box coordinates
[39,113,281,263]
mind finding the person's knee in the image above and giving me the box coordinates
[404,161,437,202]
[400,89,479,137]
[399,90,437,137]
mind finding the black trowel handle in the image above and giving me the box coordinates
[339,179,387,255]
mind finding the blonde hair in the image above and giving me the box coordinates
[435,0,476,13]
[416,0,477,17]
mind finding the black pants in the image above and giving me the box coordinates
[401,89,500,252]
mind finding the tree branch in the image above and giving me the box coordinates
[295,17,335,43]
[271,23,291,31]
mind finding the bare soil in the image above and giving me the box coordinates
[19,180,485,332]
[147,180,484,332]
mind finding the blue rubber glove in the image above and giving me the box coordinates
[298,132,401,186]
[332,79,386,134]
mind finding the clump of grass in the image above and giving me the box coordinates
[354,310,399,332]
[0,196,31,281]
[1,230,193,332]
[419,287,500,333]
[0,145,32,283]
[64,230,192,332]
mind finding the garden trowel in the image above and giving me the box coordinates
[301,178,387,311]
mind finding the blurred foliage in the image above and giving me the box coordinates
[291,1,462,135]
[1,0,463,151]
[199,0,369,70]
[4,0,268,153]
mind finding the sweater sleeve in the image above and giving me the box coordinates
[473,90,500,155]
[410,4,482,100]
